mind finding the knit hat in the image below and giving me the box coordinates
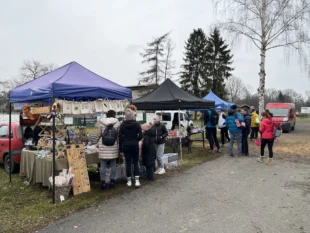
[141,122,152,132]
[125,109,135,121]
[231,104,238,110]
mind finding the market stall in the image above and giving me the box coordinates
[133,78,215,160]
[8,61,132,203]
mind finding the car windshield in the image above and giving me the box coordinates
[268,108,289,117]
[162,113,171,121]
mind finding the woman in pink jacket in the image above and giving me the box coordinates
[258,110,275,165]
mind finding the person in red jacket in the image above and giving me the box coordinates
[257,110,275,165]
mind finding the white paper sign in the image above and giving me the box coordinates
[64,117,74,125]
[60,195,65,202]
[146,113,154,123]
[301,107,310,114]
[136,112,143,121]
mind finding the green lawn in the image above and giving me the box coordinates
[0,144,217,233]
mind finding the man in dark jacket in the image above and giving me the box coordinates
[150,115,168,175]
[241,108,251,156]
[119,109,143,188]
[204,108,221,153]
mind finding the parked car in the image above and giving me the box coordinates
[265,103,296,133]
[0,122,24,173]
[155,111,194,130]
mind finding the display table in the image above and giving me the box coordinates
[20,149,99,188]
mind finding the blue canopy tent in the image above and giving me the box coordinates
[8,61,131,204]
[203,91,232,110]
[9,61,132,103]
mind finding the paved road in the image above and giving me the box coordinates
[40,155,310,233]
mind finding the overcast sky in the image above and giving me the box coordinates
[1,0,309,95]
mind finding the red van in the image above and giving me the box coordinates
[0,123,24,173]
[265,103,296,133]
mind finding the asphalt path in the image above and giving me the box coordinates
[40,154,310,233]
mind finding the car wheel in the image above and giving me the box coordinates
[4,155,17,174]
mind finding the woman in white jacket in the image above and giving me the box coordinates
[98,110,120,190]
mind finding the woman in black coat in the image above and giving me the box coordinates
[141,123,156,181]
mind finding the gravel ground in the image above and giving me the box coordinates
[39,123,310,233]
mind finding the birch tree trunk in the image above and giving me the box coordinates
[259,46,266,115]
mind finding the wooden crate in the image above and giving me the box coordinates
[32,106,51,114]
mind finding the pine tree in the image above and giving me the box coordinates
[180,28,210,98]
[206,28,234,99]
[140,32,170,86]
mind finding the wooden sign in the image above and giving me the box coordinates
[66,144,90,195]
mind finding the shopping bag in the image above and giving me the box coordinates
[95,100,103,113]
[72,102,81,115]
[81,102,89,114]
[255,138,261,146]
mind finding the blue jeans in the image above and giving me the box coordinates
[229,132,242,155]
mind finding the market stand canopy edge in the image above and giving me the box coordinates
[132,78,215,110]
[9,61,132,103]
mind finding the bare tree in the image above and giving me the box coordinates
[214,0,310,114]
[225,76,245,103]
[164,38,176,80]
[9,59,56,88]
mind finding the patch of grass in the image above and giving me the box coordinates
[0,145,216,233]
[297,117,310,123]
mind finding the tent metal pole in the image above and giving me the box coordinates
[178,108,182,161]
[9,103,12,183]
[52,100,56,204]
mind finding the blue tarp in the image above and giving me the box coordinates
[9,61,132,103]
[203,91,232,110]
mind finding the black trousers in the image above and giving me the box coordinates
[242,132,250,155]
[206,127,220,150]
[220,127,230,145]
[250,127,259,139]
[261,139,274,158]
[124,146,140,177]
[145,166,155,181]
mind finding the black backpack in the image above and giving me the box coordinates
[210,110,219,126]
[102,124,117,146]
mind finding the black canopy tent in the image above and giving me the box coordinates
[132,79,214,110]
[132,79,215,160]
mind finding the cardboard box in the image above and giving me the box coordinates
[32,106,51,114]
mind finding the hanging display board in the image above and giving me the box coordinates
[55,100,131,115]
[66,144,90,195]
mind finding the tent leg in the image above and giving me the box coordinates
[52,108,56,204]
[9,103,12,183]
[178,109,182,161]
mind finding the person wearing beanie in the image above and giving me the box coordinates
[119,109,143,188]
[250,107,260,140]
[97,110,120,190]
[149,115,168,175]
[140,122,156,181]
[225,104,244,156]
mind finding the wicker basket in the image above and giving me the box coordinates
[53,185,72,202]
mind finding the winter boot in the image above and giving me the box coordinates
[135,176,141,188]
[127,177,132,187]
[110,179,115,188]
[101,181,106,190]
[257,156,264,163]
[266,158,273,165]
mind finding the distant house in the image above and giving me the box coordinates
[126,82,158,100]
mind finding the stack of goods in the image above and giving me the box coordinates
[88,134,98,145]
[190,127,203,134]
[168,128,187,139]
[49,168,75,187]
[162,153,178,169]
[84,144,99,154]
